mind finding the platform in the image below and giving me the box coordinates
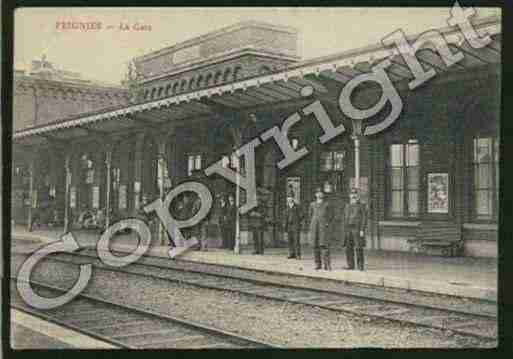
[11,226,497,301]
[10,309,118,349]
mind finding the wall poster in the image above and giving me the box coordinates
[350,177,369,204]
[70,187,76,209]
[119,184,127,210]
[427,173,449,214]
[92,186,100,209]
[286,177,301,204]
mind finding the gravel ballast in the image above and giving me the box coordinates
[11,253,495,348]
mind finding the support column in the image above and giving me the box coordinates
[353,135,361,190]
[133,133,145,210]
[156,133,168,245]
[69,151,80,229]
[27,157,35,232]
[63,153,71,233]
[105,144,113,230]
[228,117,248,255]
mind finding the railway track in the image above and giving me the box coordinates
[10,278,277,349]
[11,250,497,342]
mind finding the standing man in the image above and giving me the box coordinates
[343,188,368,271]
[249,204,267,255]
[226,195,237,250]
[283,193,302,259]
[309,188,334,270]
[218,195,230,249]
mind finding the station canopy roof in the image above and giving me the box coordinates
[13,16,501,147]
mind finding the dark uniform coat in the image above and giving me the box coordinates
[283,203,302,232]
[308,200,334,246]
[343,202,368,247]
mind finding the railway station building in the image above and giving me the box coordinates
[12,18,501,258]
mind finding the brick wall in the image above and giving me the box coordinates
[135,22,299,81]
[138,55,291,102]
[14,78,129,131]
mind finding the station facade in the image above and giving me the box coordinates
[12,19,501,257]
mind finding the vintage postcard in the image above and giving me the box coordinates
[8,5,501,350]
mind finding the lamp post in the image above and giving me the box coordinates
[230,113,257,255]
[351,118,364,190]
[105,149,112,230]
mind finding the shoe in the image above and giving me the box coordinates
[315,266,322,270]
[344,266,355,270]
[287,255,296,259]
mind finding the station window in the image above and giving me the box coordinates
[320,151,345,171]
[388,139,420,218]
[187,154,202,176]
[473,137,499,221]
[81,154,94,184]
[319,150,345,194]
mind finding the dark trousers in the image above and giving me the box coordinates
[252,229,264,254]
[221,225,230,248]
[226,223,235,249]
[312,224,330,269]
[345,229,365,270]
[287,230,301,258]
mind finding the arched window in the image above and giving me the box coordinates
[223,68,232,82]
[259,65,271,75]
[196,75,203,88]
[172,82,179,94]
[188,78,195,90]
[233,66,242,81]
[157,86,164,98]
[214,71,222,84]
[165,83,172,96]
[180,79,187,92]
[144,89,149,99]
[150,88,157,99]
[205,73,213,86]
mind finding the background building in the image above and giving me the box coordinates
[12,18,501,258]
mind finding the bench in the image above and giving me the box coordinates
[411,221,463,257]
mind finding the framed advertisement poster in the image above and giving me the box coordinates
[92,186,100,209]
[286,177,301,204]
[427,173,449,214]
[70,187,76,209]
[119,184,127,209]
[350,177,369,204]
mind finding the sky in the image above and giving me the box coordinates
[14,7,500,85]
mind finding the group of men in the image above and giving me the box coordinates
[283,187,368,271]
[218,194,267,255]
[137,186,368,271]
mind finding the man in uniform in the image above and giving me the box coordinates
[249,205,267,255]
[343,188,368,270]
[309,188,334,270]
[226,195,237,250]
[283,193,302,259]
